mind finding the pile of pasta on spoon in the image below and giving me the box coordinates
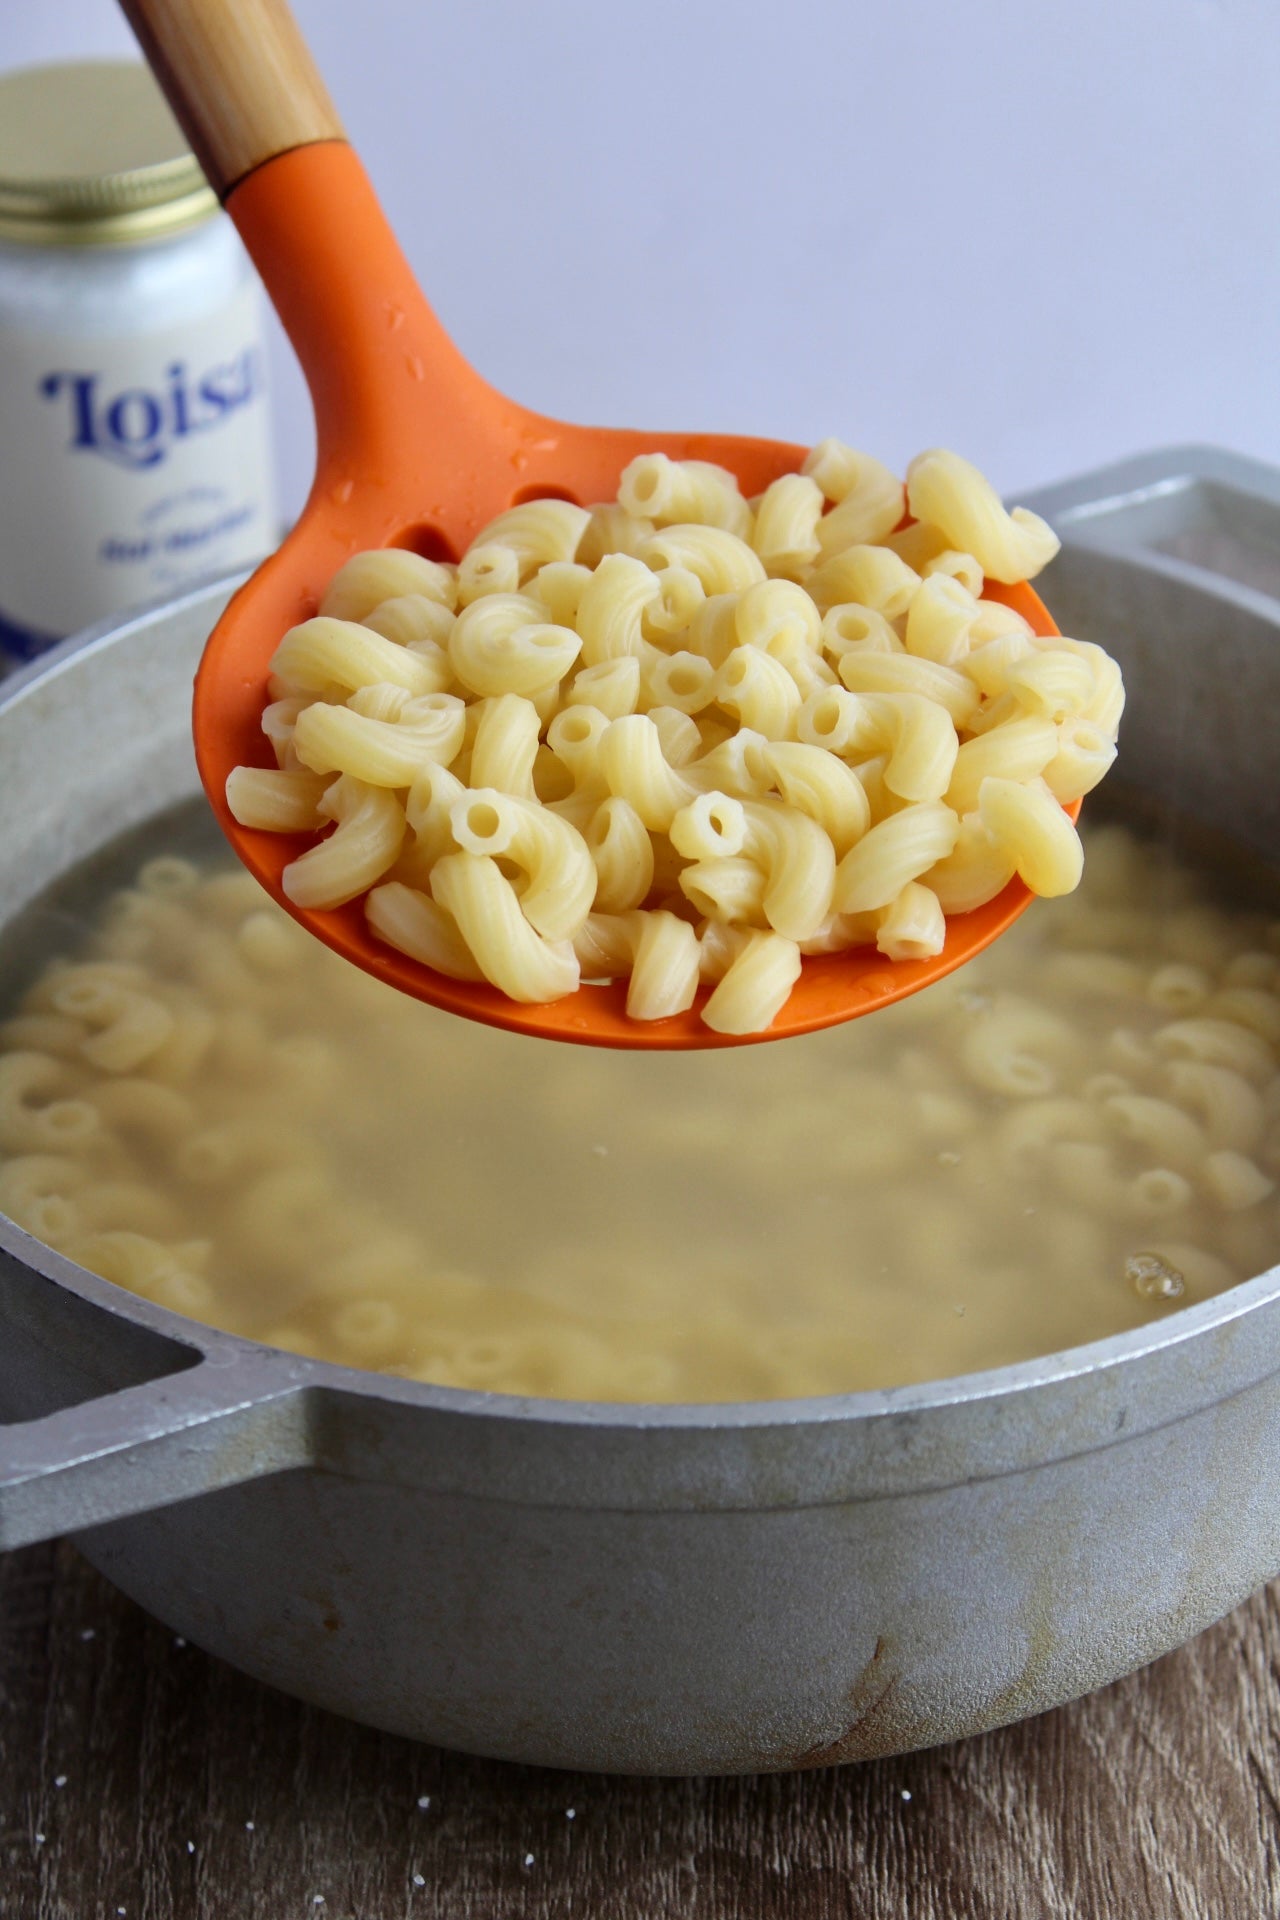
[226,444,1124,1035]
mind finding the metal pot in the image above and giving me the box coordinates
[1,446,1279,1776]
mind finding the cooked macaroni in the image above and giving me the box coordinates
[223,444,1122,1033]
[2,803,1277,1402]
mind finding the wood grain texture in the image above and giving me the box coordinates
[1,1541,1277,1919]
[118,0,344,197]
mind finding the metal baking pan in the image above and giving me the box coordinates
[1,444,1278,1775]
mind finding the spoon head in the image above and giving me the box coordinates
[195,485,1068,1048]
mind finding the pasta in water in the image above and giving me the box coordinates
[225,444,1123,1034]
[2,801,1278,1402]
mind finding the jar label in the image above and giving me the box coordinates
[0,279,277,660]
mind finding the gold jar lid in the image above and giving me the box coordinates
[0,61,218,247]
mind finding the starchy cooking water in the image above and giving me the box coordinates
[0,796,1277,1400]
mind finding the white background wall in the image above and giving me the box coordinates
[7,0,1279,516]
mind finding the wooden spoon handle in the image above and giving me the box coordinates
[118,0,345,198]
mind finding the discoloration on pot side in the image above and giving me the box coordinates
[789,1636,905,1769]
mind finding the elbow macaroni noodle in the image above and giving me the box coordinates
[2,812,1278,1401]
[223,444,1121,1033]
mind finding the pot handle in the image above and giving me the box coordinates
[0,1350,313,1552]
[1019,444,1280,614]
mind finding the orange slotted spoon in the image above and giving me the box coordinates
[122,0,1072,1049]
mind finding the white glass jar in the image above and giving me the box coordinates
[0,60,277,663]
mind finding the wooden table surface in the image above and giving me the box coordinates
[1,1539,1277,1920]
